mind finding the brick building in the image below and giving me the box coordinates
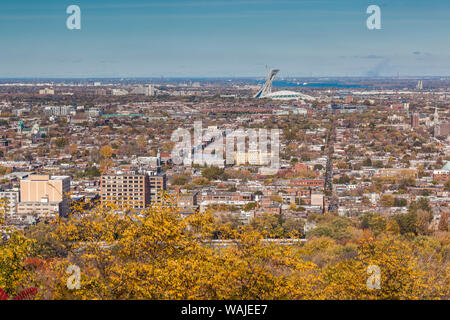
[101,169,150,209]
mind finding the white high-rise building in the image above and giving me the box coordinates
[433,108,439,125]
[146,85,156,96]
[111,89,128,96]
[130,85,156,96]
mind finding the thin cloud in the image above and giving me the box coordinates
[358,55,386,59]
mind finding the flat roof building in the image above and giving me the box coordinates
[101,170,150,209]
[20,175,70,203]
[17,175,71,224]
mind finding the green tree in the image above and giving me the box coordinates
[243,202,257,211]
[359,212,387,236]
[201,166,226,181]
[55,137,68,148]
[308,216,353,240]
[391,212,418,235]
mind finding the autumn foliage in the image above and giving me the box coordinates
[0,196,449,300]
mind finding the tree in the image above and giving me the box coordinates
[362,158,372,167]
[99,158,113,171]
[416,209,433,235]
[77,166,101,178]
[282,217,305,237]
[55,137,68,148]
[380,195,395,207]
[0,231,36,297]
[314,164,324,171]
[270,194,283,204]
[393,197,407,207]
[192,177,209,186]
[391,212,418,235]
[444,179,450,192]
[1,198,448,300]
[438,212,449,231]
[0,287,37,300]
[386,219,400,235]
[359,212,387,237]
[321,237,447,299]
[201,166,225,181]
[250,213,284,238]
[68,143,78,157]
[100,145,113,158]
[283,129,296,141]
[171,173,190,186]
[136,135,147,151]
[373,160,384,168]
[409,198,431,214]
[0,167,12,175]
[308,216,354,240]
[336,175,351,184]
[243,202,257,212]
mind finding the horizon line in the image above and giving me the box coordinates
[1,76,450,80]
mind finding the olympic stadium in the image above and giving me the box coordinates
[254,68,315,101]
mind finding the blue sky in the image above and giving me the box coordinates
[0,0,449,77]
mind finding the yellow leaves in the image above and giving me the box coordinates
[386,219,401,234]
[0,198,8,226]
[1,195,449,300]
[99,145,114,158]
[0,231,36,296]
[319,236,449,300]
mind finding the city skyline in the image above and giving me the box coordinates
[1,0,449,305]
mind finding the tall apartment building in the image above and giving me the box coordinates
[88,108,104,117]
[43,105,75,116]
[111,89,128,96]
[20,175,70,202]
[434,122,450,138]
[130,85,155,96]
[411,113,419,128]
[0,190,19,221]
[147,171,167,203]
[17,175,71,222]
[39,88,54,95]
[101,170,150,209]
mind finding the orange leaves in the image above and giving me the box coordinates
[0,287,37,300]
[1,195,449,300]
[11,287,38,300]
[0,288,8,300]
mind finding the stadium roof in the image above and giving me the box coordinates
[265,90,315,101]
[254,67,315,101]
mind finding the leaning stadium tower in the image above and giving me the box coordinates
[253,66,280,98]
